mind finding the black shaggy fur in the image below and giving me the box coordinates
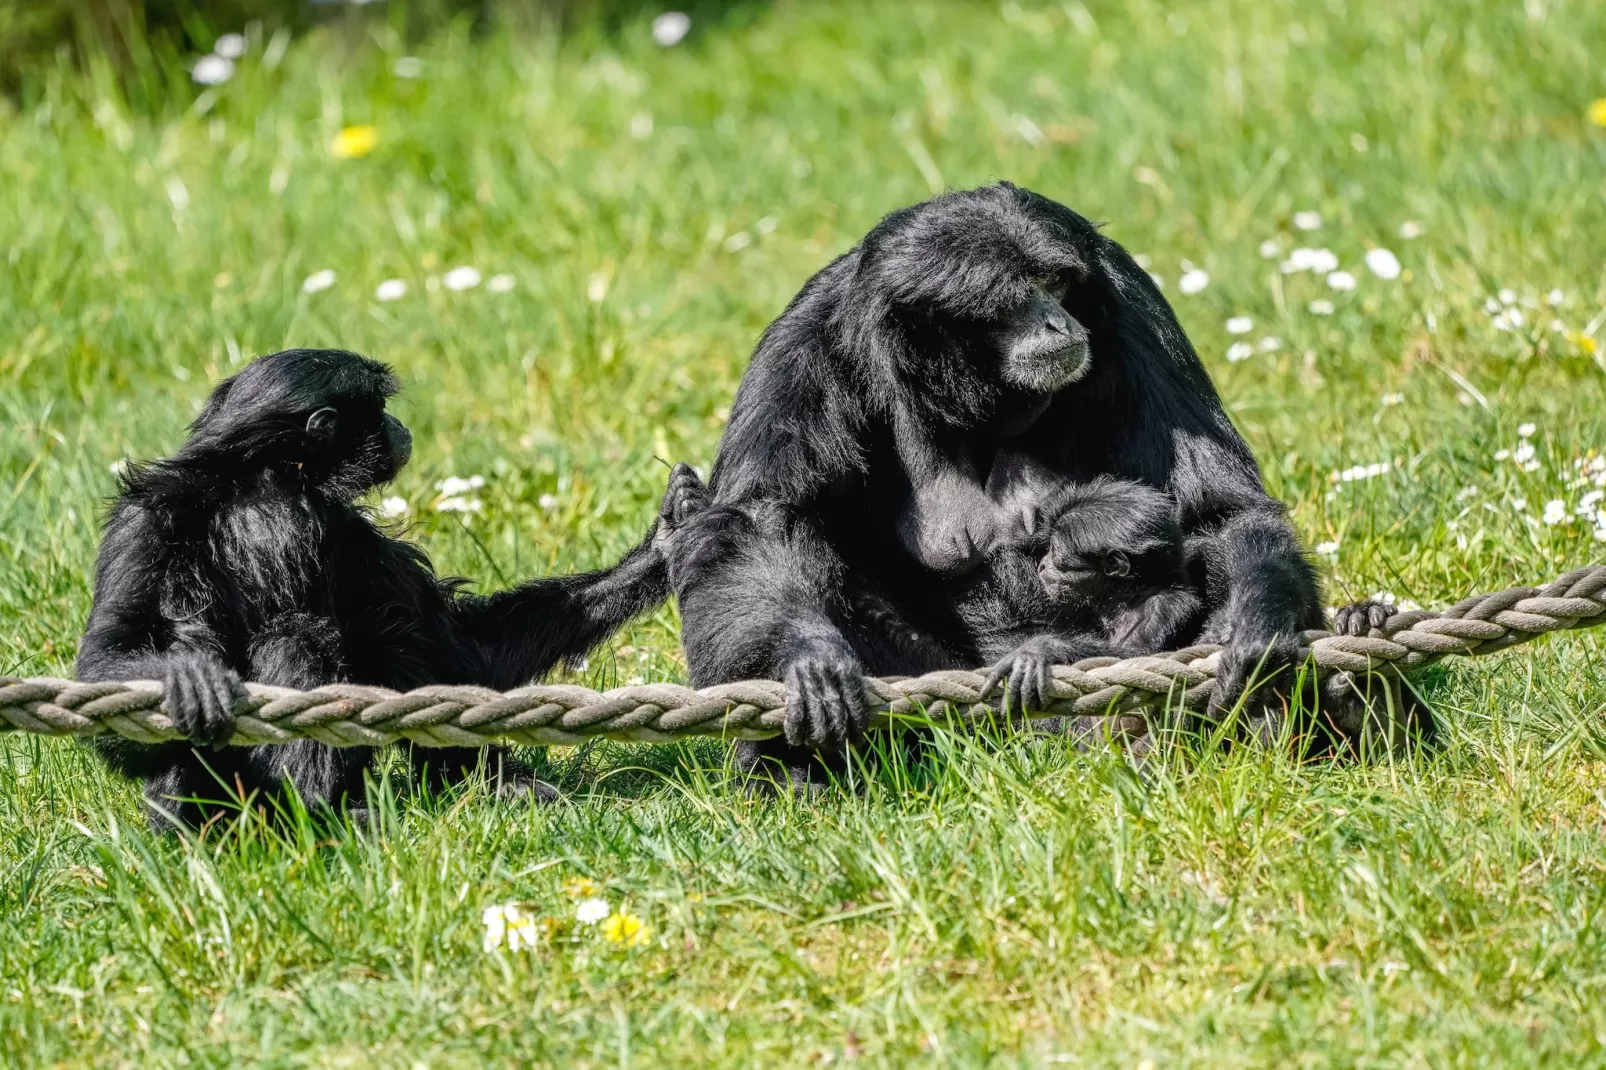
[664,184,1350,791]
[77,349,669,830]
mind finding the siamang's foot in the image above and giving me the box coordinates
[490,756,562,804]
[731,740,835,799]
[779,638,868,750]
[653,463,711,553]
[1208,638,1304,742]
[1331,599,1397,637]
[980,636,1062,716]
[162,652,243,746]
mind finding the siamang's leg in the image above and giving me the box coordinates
[1193,506,1324,739]
[240,614,376,822]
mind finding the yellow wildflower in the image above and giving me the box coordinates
[563,877,599,899]
[602,911,648,947]
[330,125,380,159]
[1589,99,1606,128]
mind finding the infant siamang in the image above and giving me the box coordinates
[78,348,673,831]
[1036,477,1204,653]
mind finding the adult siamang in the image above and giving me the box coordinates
[78,348,671,830]
[664,183,1365,791]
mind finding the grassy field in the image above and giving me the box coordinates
[3,0,1606,1063]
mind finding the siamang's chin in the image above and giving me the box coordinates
[1003,340,1090,394]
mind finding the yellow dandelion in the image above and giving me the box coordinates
[602,911,648,947]
[1589,99,1606,128]
[330,125,380,159]
[1577,334,1599,357]
[563,877,599,899]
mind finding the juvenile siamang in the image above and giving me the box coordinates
[1026,478,1202,678]
[664,183,1362,791]
[78,348,671,830]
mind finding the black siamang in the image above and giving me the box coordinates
[664,183,1371,791]
[78,348,670,830]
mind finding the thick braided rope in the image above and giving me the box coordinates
[5,565,1606,748]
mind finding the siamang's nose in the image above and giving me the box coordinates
[1045,310,1071,335]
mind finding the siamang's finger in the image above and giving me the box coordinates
[980,662,1009,704]
[783,668,811,747]
[1007,663,1030,716]
[819,672,850,747]
[806,665,839,749]
[167,667,200,738]
[1368,602,1394,630]
[194,672,231,745]
[1031,659,1052,714]
[804,666,830,748]
[840,671,869,738]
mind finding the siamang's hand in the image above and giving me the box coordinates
[653,463,710,554]
[780,636,868,750]
[1209,637,1303,744]
[1331,599,1397,637]
[980,636,1062,716]
[162,652,243,746]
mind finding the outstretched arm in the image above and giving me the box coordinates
[452,531,670,691]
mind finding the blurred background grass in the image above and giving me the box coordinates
[3,0,1606,1064]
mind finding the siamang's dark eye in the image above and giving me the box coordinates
[1044,277,1070,302]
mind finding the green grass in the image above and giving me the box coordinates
[4,0,1606,1063]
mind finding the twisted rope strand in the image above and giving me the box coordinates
[5,565,1606,748]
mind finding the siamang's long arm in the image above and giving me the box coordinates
[452,529,669,691]
[76,506,243,762]
[1170,430,1324,718]
[667,497,867,749]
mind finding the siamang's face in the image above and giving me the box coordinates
[990,279,1091,394]
[303,400,413,495]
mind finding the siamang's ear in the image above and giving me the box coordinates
[306,407,339,438]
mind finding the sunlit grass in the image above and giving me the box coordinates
[3,0,1606,1063]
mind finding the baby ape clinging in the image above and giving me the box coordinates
[1035,477,1204,652]
[666,183,1326,790]
[78,349,668,830]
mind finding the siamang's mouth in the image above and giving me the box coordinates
[1005,339,1091,394]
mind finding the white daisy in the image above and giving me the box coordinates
[486,273,517,293]
[1225,316,1253,335]
[1364,247,1401,280]
[1226,342,1254,362]
[375,279,408,302]
[302,269,336,294]
[576,897,611,924]
[1308,299,1335,315]
[213,33,247,59]
[1178,268,1210,294]
[1294,210,1322,231]
[191,55,234,86]
[1398,220,1424,239]
[443,266,482,291]
[1326,270,1357,291]
[651,11,691,46]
